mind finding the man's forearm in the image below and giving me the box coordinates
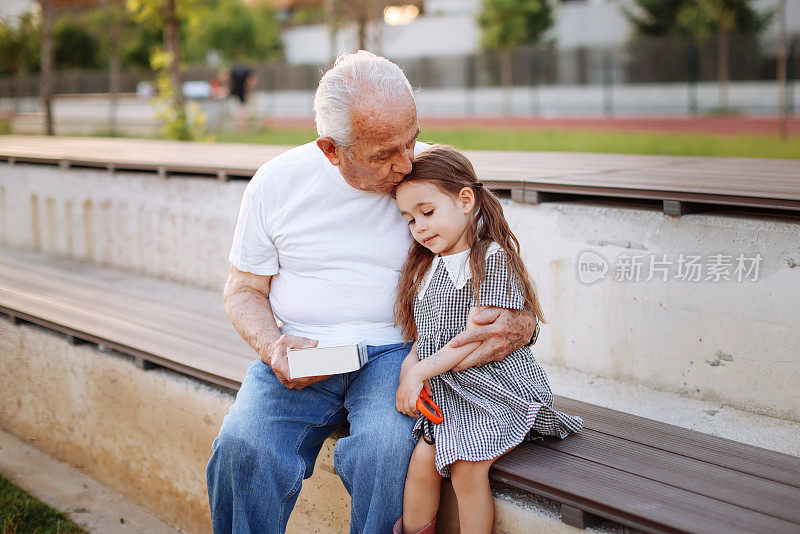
[448,307,535,372]
[224,286,281,358]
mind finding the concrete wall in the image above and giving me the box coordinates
[0,164,241,291]
[502,202,800,422]
[2,163,799,422]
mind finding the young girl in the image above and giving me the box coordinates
[391,145,583,534]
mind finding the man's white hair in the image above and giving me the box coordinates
[314,51,414,148]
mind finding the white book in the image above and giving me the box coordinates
[287,342,368,379]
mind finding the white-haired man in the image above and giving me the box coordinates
[206,51,536,533]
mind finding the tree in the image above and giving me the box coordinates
[478,0,553,111]
[53,13,103,69]
[624,0,767,37]
[0,13,41,75]
[623,0,691,37]
[322,0,388,58]
[677,0,770,110]
[185,0,281,63]
[40,0,55,135]
[128,0,199,139]
[624,0,770,111]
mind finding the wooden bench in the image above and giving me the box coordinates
[2,250,799,534]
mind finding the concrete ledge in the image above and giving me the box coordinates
[0,317,228,533]
[0,428,179,533]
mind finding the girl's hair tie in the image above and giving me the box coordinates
[474,181,484,189]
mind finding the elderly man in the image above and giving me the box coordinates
[206,51,535,533]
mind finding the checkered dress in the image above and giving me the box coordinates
[411,245,583,477]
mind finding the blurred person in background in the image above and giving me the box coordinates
[229,63,255,106]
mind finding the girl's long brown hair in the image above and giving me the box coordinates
[392,144,546,341]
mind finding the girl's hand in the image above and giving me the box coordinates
[399,347,418,384]
[396,368,424,418]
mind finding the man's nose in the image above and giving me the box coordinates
[392,150,413,175]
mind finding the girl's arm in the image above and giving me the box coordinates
[412,305,489,381]
[397,341,422,417]
[396,309,486,416]
[396,338,481,417]
[411,337,481,382]
[399,341,418,381]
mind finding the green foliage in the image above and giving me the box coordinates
[126,0,211,140]
[149,47,209,141]
[83,2,162,71]
[676,0,770,38]
[0,0,281,76]
[625,0,770,38]
[478,0,553,50]
[53,15,103,69]
[120,23,162,70]
[185,0,282,63]
[214,127,800,159]
[0,5,158,74]
[0,473,85,533]
[623,0,690,36]
[0,12,41,75]
[290,5,326,26]
[154,99,209,141]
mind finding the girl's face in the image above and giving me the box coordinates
[396,180,476,256]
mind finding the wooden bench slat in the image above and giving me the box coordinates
[493,443,800,534]
[0,255,225,323]
[0,261,229,330]
[0,137,289,174]
[3,137,800,212]
[0,263,250,357]
[0,287,249,386]
[555,396,800,488]
[540,429,800,524]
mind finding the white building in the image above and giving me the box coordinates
[281,0,800,64]
[0,0,36,26]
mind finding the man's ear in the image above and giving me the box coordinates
[459,187,476,213]
[316,137,341,166]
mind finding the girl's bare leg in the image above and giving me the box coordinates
[402,440,441,534]
[449,459,495,534]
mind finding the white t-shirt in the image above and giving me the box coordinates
[229,141,427,346]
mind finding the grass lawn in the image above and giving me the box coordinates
[0,473,85,533]
[214,127,800,159]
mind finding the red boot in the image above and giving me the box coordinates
[392,517,436,534]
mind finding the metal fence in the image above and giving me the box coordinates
[1,33,797,100]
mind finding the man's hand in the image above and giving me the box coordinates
[264,334,331,390]
[448,307,535,372]
[224,266,331,391]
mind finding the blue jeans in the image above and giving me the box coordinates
[206,342,416,534]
